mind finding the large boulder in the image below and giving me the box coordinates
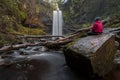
[63,33,116,77]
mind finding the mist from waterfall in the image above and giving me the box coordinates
[52,10,63,36]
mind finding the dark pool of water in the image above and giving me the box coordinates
[0,51,88,80]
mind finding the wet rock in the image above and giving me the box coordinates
[104,44,120,80]
[115,41,120,50]
[114,50,120,64]
[63,33,116,77]
[101,65,120,80]
[115,31,120,50]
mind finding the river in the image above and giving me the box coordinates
[0,50,88,80]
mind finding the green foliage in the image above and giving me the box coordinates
[111,23,120,28]
[81,23,91,28]
[1,15,15,28]
[107,13,120,28]
[1,0,26,20]
[50,0,63,10]
[0,35,5,47]
[0,0,53,45]
[19,11,26,21]
[0,34,12,46]
[62,0,120,32]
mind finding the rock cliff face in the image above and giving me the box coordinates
[62,0,120,32]
[0,0,53,46]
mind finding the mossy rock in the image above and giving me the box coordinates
[63,33,116,77]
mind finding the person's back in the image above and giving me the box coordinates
[87,17,103,35]
[92,20,103,33]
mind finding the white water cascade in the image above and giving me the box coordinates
[52,9,63,36]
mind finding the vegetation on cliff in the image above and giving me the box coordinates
[0,0,53,46]
[62,0,120,33]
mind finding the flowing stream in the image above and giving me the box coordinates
[0,48,86,80]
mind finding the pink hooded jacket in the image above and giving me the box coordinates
[92,20,103,33]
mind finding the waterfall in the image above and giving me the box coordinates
[52,10,63,36]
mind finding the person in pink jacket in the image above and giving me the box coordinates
[88,17,103,35]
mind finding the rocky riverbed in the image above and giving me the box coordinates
[0,28,120,80]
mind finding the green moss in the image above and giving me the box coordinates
[0,0,54,46]
[107,13,120,28]
[81,23,91,28]
[19,11,26,21]
[0,35,4,47]
[111,23,120,28]
[1,0,26,21]
[0,34,12,46]
[6,25,46,35]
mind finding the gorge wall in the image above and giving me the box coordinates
[62,0,120,33]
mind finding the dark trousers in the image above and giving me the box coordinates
[87,31,102,35]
